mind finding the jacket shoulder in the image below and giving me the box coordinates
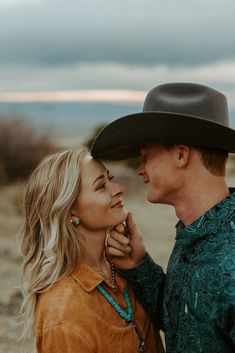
[35,275,79,332]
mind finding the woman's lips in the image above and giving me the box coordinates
[111,201,124,208]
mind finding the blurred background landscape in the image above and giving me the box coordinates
[0,0,235,352]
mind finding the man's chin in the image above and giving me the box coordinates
[146,188,166,204]
[147,192,173,206]
[146,191,159,204]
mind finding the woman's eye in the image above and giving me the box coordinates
[96,175,114,190]
[98,183,106,189]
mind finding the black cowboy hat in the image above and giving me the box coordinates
[91,82,235,160]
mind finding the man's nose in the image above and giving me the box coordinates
[137,163,144,176]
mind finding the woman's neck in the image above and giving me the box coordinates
[78,226,111,271]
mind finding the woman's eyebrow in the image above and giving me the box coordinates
[92,170,109,185]
[92,174,104,185]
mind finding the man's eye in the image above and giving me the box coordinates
[109,175,114,181]
[98,183,106,189]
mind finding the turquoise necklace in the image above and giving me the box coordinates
[97,284,145,353]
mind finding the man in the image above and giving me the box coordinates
[91,83,235,353]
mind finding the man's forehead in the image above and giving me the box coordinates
[140,142,163,152]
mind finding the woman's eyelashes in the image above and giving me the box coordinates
[96,175,115,190]
[97,182,106,190]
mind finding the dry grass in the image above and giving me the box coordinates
[0,118,59,184]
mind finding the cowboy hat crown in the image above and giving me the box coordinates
[91,82,235,160]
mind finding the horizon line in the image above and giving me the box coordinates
[0,89,146,103]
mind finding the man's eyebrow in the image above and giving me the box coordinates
[92,170,109,185]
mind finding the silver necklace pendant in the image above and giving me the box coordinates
[132,319,145,353]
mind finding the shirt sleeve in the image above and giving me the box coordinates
[36,324,94,353]
[217,302,235,348]
[119,253,165,330]
[212,252,235,349]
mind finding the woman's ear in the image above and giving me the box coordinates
[69,205,81,225]
[174,145,190,167]
[70,201,79,218]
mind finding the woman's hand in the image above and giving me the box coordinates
[105,212,146,269]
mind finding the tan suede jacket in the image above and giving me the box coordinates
[35,262,164,353]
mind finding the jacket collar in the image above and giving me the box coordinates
[71,263,104,292]
[71,262,126,293]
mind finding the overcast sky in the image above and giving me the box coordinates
[0,0,235,105]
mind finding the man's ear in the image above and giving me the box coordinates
[173,145,190,167]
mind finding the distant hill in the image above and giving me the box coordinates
[0,102,234,143]
[0,101,142,140]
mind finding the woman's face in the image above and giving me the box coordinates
[74,154,126,230]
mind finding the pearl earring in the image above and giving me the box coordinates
[70,218,80,226]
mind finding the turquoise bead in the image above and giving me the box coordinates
[97,285,133,322]
[97,284,144,352]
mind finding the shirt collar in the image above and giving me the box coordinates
[175,191,235,247]
[71,262,126,293]
[71,262,103,292]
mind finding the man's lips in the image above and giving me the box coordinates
[111,200,124,208]
[143,179,149,184]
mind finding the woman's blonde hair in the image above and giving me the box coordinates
[19,148,88,341]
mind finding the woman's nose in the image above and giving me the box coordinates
[112,181,125,196]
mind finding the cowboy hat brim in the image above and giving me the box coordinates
[91,111,235,160]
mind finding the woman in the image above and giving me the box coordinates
[20,148,164,353]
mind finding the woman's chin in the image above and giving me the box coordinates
[120,207,128,220]
[111,209,127,227]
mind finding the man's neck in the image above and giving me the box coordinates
[174,178,229,227]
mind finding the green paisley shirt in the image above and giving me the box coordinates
[121,192,235,353]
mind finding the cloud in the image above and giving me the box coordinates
[0,0,234,66]
[0,60,235,107]
[0,0,39,7]
[0,90,146,103]
[0,59,235,89]
[0,0,234,106]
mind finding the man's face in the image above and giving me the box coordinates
[138,143,180,205]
